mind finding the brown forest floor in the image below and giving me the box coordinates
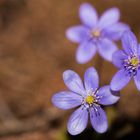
[0,0,140,140]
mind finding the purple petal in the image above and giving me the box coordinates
[97,38,118,61]
[66,26,89,43]
[63,70,86,95]
[112,50,127,68]
[110,69,131,91]
[102,23,129,41]
[134,70,140,91]
[90,106,108,133]
[76,41,97,64]
[99,8,120,29]
[67,106,88,135]
[84,67,99,92]
[52,91,82,110]
[97,85,120,105]
[138,44,140,57]
[79,3,98,28]
[122,30,138,54]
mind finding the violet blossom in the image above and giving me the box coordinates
[66,3,129,64]
[52,67,120,135]
[111,30,140,91]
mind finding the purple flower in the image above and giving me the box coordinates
[111,30,140,91]
[52,67,120,135]
[66,3,129,64]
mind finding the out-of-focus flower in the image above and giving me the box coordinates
[111,30,140,91]
[66,3,129,64]
[52,67,120,135]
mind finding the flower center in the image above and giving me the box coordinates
[91,29,101,38]
[85,95,95,105]
[130,57,139,67]
[124,55,140,76]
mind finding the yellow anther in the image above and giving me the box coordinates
[130,57,139,67]
[85,95,94,105]
[91,29,100,38]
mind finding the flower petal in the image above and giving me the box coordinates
[99,8,120,29]
[102,23,129,41]
[90,106,108,133]
[66,26,89,43]
[97,85,120,105]
[122,30,138,54]
[52,91,82,110]
[110,69,131,91]
[63,70,85,95]
[67,106,88,135]
[84,67,99,92]
[97,38,118,61]
[76,41,97,64]
[79,3,98,28]
[112,50,127,68]
[138,44,140,59]
[134,70,140,91]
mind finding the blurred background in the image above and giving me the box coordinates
[0,0,140,140]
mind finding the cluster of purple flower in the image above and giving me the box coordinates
[52,3,140,135]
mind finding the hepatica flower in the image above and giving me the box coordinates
[66,3,129,64]
[111,30,140,91]
[52,67,120,135]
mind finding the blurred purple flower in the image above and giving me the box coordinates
[111,30,140,91]
[66,3,129,64]
[52,67,120,135]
